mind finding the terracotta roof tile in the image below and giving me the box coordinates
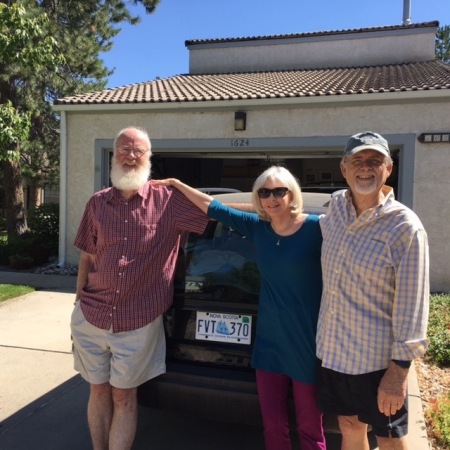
[184,21,440,46]
[55,60,450,106]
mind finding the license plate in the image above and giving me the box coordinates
[196,311,252,345]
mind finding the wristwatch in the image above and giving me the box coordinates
[392,359,412,369]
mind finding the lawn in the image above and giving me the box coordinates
[0,284,35,302]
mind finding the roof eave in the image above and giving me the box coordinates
[52,89,450,113]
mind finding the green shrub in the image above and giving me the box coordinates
[27,203,59,252]
[426,394,450,448]
[0,230,52,267]
[8,253,34,269]
[0,240,11,265]
[8,233,35,254]
[424,293,450,448]
[427,293,450,367]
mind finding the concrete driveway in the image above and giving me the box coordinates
[0,272,429,449]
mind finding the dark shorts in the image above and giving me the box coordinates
[316,361,408,438]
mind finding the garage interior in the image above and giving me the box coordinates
[149,152,399,195]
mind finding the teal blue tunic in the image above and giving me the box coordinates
[208,200,323,384]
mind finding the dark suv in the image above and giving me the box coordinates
[138,191,334,428]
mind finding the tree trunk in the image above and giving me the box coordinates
[1,157,28,240]
[27,179,43,210]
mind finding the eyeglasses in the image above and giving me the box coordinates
[117,146,149,159]
[346,157,386,168]
[257,187,290,199]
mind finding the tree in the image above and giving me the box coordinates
[0,3,63,238]
[0,0,160,241]
[436,25,450,64]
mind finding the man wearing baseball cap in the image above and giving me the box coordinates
[316,131,430,449]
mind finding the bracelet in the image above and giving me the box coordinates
[392,359,412,369]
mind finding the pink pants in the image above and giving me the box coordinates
[256,370,326,450]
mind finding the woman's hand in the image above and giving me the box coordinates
[152,178,213,213]
[152,178,180,187]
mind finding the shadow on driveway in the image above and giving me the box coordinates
[0,373,376,450]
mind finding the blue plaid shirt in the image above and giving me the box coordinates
[317,187,429,374]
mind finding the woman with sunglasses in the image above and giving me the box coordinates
[154,166,326,450]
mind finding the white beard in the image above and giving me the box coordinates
[352,175,378,195]
[110,158,151,191]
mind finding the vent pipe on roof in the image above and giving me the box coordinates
[403,0,412,25]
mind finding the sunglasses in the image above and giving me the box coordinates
[257,187,290,199]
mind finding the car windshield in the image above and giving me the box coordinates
[175,221,260,303]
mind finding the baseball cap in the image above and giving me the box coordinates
[344,131,390,158]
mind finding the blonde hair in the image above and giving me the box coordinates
[251,166,303,221]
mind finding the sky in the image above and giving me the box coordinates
[101,0,450,89]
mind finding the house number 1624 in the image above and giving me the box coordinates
[230,139,250,147]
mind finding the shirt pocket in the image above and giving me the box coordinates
[350,238,395,296]
[131,223,159,253]
[351,238,391,270]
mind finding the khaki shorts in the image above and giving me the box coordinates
[71,302,166,388]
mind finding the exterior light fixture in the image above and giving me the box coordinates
[234,111,247,131]
[418,132,450,143]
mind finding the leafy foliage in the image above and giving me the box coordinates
[436,25,450,64]
[0,0,160,239]
[427,293,450,367]
[0,3,61,160]
[426,394,450,448]
[423,294,450,449]
[0,202,58,265]
[27,202,59,250]
[8,252,34,269]
[0,3,62,68]
[0,239,10,265]
[0,101,30,161]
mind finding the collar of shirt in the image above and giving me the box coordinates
[343,185,395,224]
[106,182,151,203]
[344,184,394,206]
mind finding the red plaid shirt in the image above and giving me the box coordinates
[74,181,208,332]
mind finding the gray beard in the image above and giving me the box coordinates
[110,160,151,191]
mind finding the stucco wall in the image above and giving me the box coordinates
[188,29,436,74]
[64,102,450,292]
